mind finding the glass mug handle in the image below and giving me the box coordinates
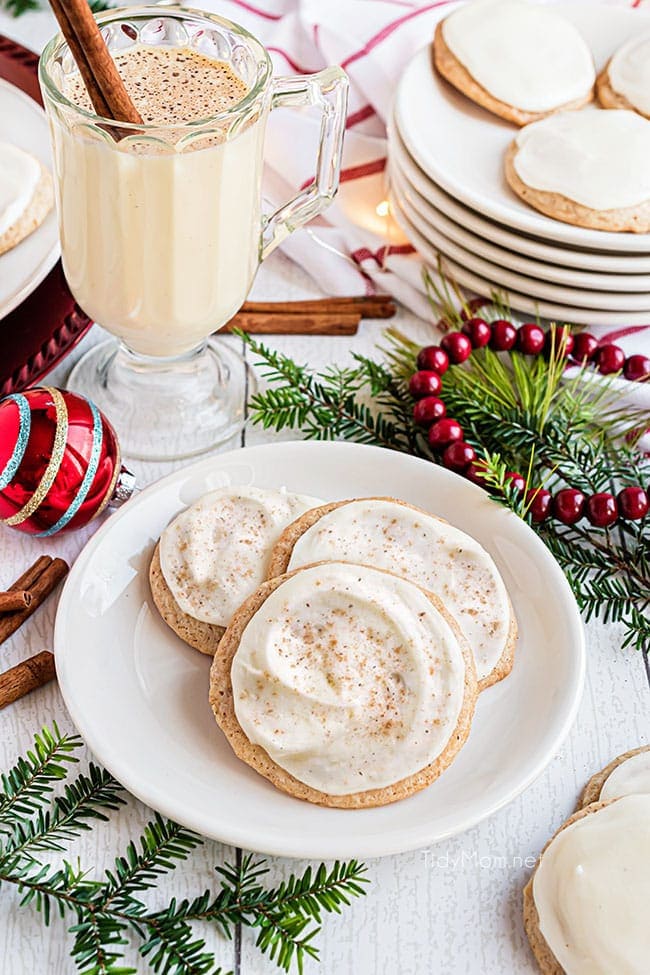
[260,66,349,261]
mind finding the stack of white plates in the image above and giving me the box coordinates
[388,2,650,326]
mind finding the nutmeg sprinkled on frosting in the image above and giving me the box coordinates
[159,487,322,628]
[231,562,468,795]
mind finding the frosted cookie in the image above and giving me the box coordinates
[0,143,53,256]
[597,35,650,119]
[505,110,650,233]
[579,745,650,808]
[149,486,321,655]
[209,561,478,808]
[523,794,650,975]
[267,497,516,691]
[433,0,595,126]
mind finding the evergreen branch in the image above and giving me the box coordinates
[0,734,368,974]
[0,724,81,831]
[2,0,109,15]
[101,814,203,910]
[5,765,124,859]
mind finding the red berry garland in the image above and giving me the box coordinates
[410,322,649,526]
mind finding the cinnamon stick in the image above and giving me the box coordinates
[11,555,53,592]
[0,591,32,614]
[240,296,396,319]
[48,0,142,124]
[0,558,69,648]
[0,652,56,709]
[222,311,362,336]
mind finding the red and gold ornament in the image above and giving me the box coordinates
[0,387,135,536]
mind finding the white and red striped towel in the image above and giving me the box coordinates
[202,0,650,397]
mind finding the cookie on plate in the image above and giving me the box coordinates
[149,486,322,655]
[0,142,53,256]
[579,745,650,808]
[432,0,594,126]
[267,497,517,692]
[597,35,650,119]
[209,561,478,808]
[505,110,650,233]
[523,794,650,975]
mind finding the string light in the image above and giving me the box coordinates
[375,199,390,217]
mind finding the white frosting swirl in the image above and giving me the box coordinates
[286,499,510,684]
[0,142,40,236]
[231,562,467,795]
[159,486,322,627]
[600,750,650,802]
[533,795,650,975]
[442,0,594,113]
[609,34,650,117]
[513,110,650,210]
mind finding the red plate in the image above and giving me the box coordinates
[0,35,92,398]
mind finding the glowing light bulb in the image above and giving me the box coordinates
[375,199,390,217]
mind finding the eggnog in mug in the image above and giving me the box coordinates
[39,6,347,459]
[53,46,264,357]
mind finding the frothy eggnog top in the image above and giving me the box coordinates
[62,45,249,125]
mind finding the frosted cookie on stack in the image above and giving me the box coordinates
[505,110,650,233]
[0,142,53,256]
[597,35,650,119]
[209,561,478,808]
[149,486,322,654]
[433,0,595,126]
[579,745,650,807]
[524,747,650,975]
[268,498,516,691]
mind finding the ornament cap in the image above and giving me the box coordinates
[109,467,137,508]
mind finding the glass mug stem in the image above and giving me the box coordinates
[261,67,348,260]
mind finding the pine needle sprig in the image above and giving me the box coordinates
[0,728,368,975]
[2,0,109,15]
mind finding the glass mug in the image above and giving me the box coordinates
[39,6,348,460]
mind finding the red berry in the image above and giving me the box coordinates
[465,461,489,485]
[417,345,450,375]
[442,441,476,472]
[413,396,446,426]
[595,344,625,375]
[460,298,488,322]
[545,326,574,357]
[505,471,526,495]
[409,370,442,399]
[517,323,546,355]
[428,418,464,448]
[586,492,618,528]
[618,486,649,520]
[440,332,473,364]
[526,487,552,522]
[490,319,517,351]
[553,489,585,525]
[461,317,491,349]
[571,332,598,363]
[623,354,650,382]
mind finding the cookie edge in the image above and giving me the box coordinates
[0,162,54,257]
[578,744,650,809]
[149,544,225,656]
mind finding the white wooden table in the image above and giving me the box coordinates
[1,10,648,974]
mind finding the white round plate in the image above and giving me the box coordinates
[392,200,650,326]
[390,159,650,291]
[388,124,650,273]
[0,79,59,320]
[395,2,650,254]
[394,191,650,311]
[54,441,585,860]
